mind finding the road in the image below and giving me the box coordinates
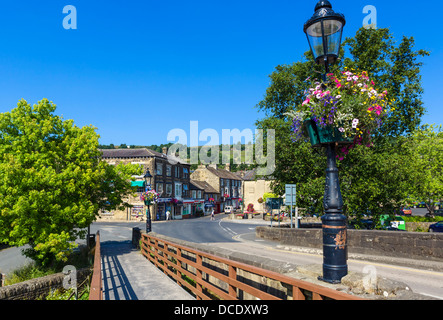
[1,214,443,299]
[90,215,443,300]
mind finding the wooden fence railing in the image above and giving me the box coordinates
[89,231,102,300]
[141,233,363,300]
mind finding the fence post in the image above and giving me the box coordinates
[228,265,237,299]
[196,254,203,300]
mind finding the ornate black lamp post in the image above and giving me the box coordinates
[144,169,153,233]
[304,0,348,284]
[304,0,345,80]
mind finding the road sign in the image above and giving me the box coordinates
[285,184,297,229]
[285,184,296,206]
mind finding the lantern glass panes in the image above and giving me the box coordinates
[304,1,345,66]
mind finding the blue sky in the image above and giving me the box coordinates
[0,0,440,146]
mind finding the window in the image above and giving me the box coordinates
[156,183,164,194]
[166,184,172,195]
[175,166,180,178]
[183,167,189,179]
[156,163,163,175]
[197,191,202,199]
[220,179,224,186]
[192,190,197,199]
[166,165,172,177]
[174,183,182,198]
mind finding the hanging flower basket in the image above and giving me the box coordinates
[287,70,391,158]
[141,189,159,205]
[304,118,354,147]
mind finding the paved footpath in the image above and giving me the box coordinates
[100,240,194,300]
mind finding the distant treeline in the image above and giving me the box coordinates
[98,142,256,172]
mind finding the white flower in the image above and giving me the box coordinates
[336,95,342,99]
[352,119,359,128]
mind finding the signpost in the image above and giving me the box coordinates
[285,184,297,228]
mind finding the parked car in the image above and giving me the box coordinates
[400,207,412,216]
[434,209,443,217]
[224,206,233,214]
[429,222,443,233]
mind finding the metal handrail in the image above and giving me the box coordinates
[141,233,363,300]
[89,231,102,300]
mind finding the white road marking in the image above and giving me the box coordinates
[218,220,237,236]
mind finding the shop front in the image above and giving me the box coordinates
[204,202,215,215]
[183,200,193,219]
[158,198,182,220]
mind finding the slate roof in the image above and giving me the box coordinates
[190,180,219,194]
[234,168,274,181]
[205,166,242,181]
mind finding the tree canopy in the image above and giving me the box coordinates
[0,99,141,265]
[255,27,431,220]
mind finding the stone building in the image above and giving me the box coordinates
[190,180,220,215]
[190,164,243,213]
[236,168,273,213]
[99,147,191,221]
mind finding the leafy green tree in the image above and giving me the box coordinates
[255,27,428,220]
[406,125,443,216]
[0,99,141,266]
[343,28,429,138]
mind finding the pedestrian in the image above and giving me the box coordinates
[211,208,215,221]
[166,210,170,221]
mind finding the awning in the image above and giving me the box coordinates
[131,181,145,187]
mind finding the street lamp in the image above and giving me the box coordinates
[304,0,346,79]
[144,169,153,233]
[304,0,348,284]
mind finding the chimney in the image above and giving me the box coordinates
[225,163,231,172]
[208,164,218,170]
[162,147,168,155]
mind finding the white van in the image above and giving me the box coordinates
[225,206,233,214]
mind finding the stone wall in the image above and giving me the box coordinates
[0,268,91,300]
[256,227,443,261]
